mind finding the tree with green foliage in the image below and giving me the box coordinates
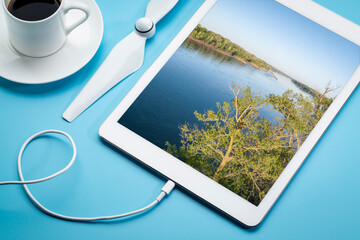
[166,84,334,205]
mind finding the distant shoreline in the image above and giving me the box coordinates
[186,36,269,72]
[186,35,323,100]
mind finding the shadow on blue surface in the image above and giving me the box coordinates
[0,44,104,95]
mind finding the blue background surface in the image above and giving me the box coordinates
[0,0,359,239]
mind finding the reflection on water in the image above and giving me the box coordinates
[119,38,310,149]
[183,38,234,63]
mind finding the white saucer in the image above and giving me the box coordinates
[0,0,103,84]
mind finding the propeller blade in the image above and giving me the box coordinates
[63,31,146,122]
[145,0,178,24]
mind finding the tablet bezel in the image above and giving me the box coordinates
[99,0,360,227]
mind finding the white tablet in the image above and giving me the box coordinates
[100,0,360,227]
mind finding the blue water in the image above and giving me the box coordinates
[119,39,309,149]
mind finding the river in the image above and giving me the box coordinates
[119,39,310,149]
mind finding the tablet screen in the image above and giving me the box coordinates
[119,0,360,206]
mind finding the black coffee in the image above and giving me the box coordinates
[7,0,61,21]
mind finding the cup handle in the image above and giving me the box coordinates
[63,2,90,35]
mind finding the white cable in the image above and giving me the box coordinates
[0,130,175,222]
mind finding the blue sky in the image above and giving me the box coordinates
[200,0,360,96]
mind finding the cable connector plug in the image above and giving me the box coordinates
[161,180,175,195]
[156,180,175,202]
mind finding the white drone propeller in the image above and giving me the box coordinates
[63,0,179,122]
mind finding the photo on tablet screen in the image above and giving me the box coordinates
[119,0,360,206]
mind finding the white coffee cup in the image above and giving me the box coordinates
[2,0,90,57]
